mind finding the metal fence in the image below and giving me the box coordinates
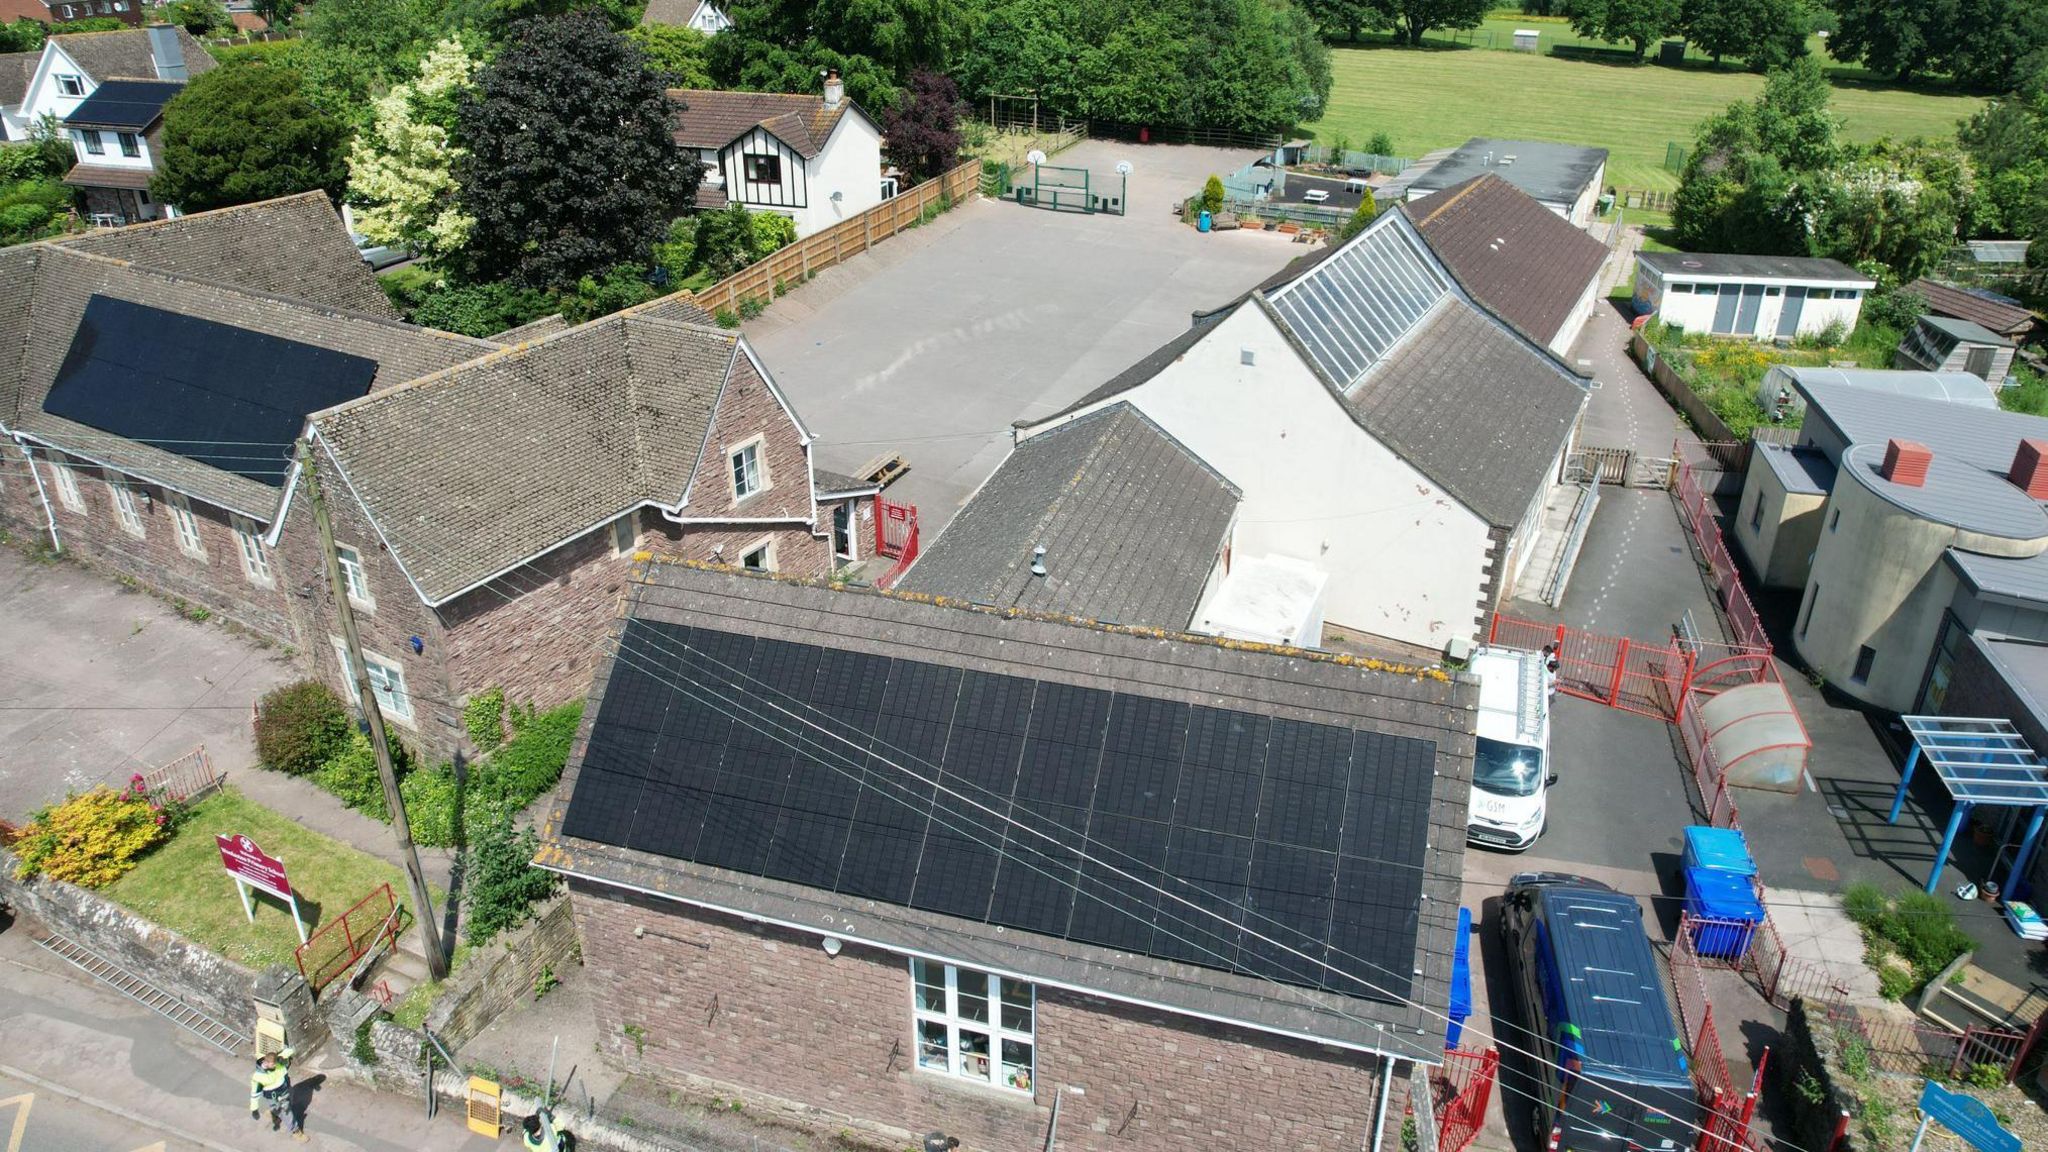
[295,882,402,994]
[1217,197,1352,229]
[1432,1047,1499,1152]
[1087,119,1284,151]
[1674,447,1770,653]
[137,745,224,804]
[1293,146,1410,174]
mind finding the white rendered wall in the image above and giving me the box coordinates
[796,112,882,238]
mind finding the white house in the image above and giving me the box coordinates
[1,24,209,141]
[1009,206,1590,654]
[669,70,884,238]
[1391,138,1608,228]
[60,77,180,223]
[640,0,731,33]
[1634,252,1874,340]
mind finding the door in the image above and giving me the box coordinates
[1776,286,1805,338]
[1966,345,1997,379]
[1711,285,1740,334]
[1735,284,1765,335]
[832,501,856,561]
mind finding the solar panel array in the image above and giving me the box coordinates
[43,295,379,486]
[1266,222,1451,391]
[562,618,1439,1004]
[64,80,182,130]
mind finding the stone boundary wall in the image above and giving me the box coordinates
[1782,997,1862,1152]
[422,894,578,1052]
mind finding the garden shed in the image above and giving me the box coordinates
[1894,314,2016,386]
[1634,252,1874,340]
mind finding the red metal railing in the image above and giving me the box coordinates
[1675,446,1769,653]
[874,498,920,589]
[294,882,402,994]
[1433,1047,1499,1152]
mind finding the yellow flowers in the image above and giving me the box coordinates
[12,786,169,888]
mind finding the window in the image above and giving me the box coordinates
[167,493,204,558]
[745,153,781,184]
[1852,645,1876,684]
[1749,493,1764,531]
[610,513,637,555]
[117,132,139,158]
[832,502,856,561]
[57,75,83,97]
[109,481,144,537]
[1801,584,1819,638]
[80,129,103,156]
[740,539,775,572]
[729,438,766,501]
[910,959,1034,1094]
[336,544,374,610]
[51,461,86,513]
[1837,289,1860,300]
[1669,282,1693,294]
[1829,508,1841,533]
[233,517,273,585]
[330,640,414,725]
[1807,288,1833,301]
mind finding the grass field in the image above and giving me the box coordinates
[1304,45,1986,192]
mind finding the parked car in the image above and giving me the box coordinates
[1499,872,1700,1152]
[350,232,409,271]
[1466,646,1554,851]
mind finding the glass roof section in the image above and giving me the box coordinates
[1902,716,2048,806]
[1265,222,1452,392]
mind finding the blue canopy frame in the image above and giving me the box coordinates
[1887,716,2048,894]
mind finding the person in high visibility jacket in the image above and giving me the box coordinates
[521,1107,562,1151]
[249,1047,305,1141]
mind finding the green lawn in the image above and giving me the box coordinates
[1304,45,1985,193]
[103,790,439,971]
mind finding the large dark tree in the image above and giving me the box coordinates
[1678,0,1803,68]
[708,0,973,110]
[151,66,348,213]
[1671,58,1838,253]
[1366,0,1489,46]
[1830,0,2048,90]
[1560,0,1677,61]
[455,12,695,290]
[883,70,966,181]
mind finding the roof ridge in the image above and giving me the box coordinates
[1406,172,1493,227]
[1098,400,1242,498]
[310,313,624,424]
[51,190,332,247]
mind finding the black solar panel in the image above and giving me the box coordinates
[42,296,379,486]
[64,80,182,130]
[565,617,1439,1003]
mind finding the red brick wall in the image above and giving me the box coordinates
[570,881,1383,1152]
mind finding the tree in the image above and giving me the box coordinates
[1201,173,1225,213]
[883,69,965,181]
[1829,0,2048,89]
[1299,0,1381,42]
[1365,0,1490,47]
[0,18,46,53]
[151,65,348,213]
[1338,190,1377,238]
[347,38,479,262]
[708,0,976,111]
[252,0,300,25]
[1672,58,1839,253]
[1678,0,1802,68]
[455,12,694,290]
[164,0,231,34]
[1958,88,2048,237]
[1560,0,1676,61]
[297,0,456,121]
[1804,139,1968,281]
[626,24,715,87]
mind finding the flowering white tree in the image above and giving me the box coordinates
[346,38,479,262]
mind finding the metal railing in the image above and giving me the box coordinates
[1432,1047,1498,1152]
[136,745,224,804]
[295,882,403,994]
[874,499,920,590]
[1674,447,1769,653]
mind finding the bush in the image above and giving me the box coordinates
[2002,367,2048,416]
[399,763,459,847]
[387,274,554,338]
[748,210,795,260]
[1201,174,1225,214]
[691,203,757,280]
[13,787,169,887]
[254,680,353,776]
[312,729,412,821]
[559,263,657,323]
[483,702,580,808]
[1842,883,1976,996]
[1864,284,1929,331]
[464,688,506,752]
[463,806,557,946]
[0,202,51,239]
[1366,131,1395,157]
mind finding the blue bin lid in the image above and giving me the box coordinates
[1683,825,1757,876]
[1448,906,1473,1020]
[1685,866,1763,920]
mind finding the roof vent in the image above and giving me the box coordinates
[1881,439,1932,487]
[2010,439,2048,499]
[1030,545,1047,577]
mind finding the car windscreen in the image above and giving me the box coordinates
[1473,735,1543,797]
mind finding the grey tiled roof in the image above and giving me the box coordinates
[1801,379,2048,479]
[539,563,1476,1057]
[311,314,740,604]
[640,0,709,24]
[668,88,852,158]
[491,314,568,342]
[813,467,878,496]
[50,27,216,81]
[1637,251,1869,283]
[1403,173,1608,346]
[899,403,1239,628]
[1339,299,1587,528]
[0,51,36,107]
[58,191,398,318]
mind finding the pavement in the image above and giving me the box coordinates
[742,140,1305,533]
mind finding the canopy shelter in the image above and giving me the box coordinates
[1887,717,2048,893]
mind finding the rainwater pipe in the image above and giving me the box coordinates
[1368,1050,1396,1152]
[7,429,61,552]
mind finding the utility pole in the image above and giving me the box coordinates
[298,440,448,980]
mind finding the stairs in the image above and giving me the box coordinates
[36,931,247,1055]
[1516,480,1599,608]
[372,940,433,1003]
[1919,958,2046,1035]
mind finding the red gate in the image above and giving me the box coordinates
[874,498,920,589]
[1434,1047,1498,1152]
[1488,614,1700,721]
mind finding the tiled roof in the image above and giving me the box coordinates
[310,314,740,604]
[640,0,709,23]
[62,162,152,190]
[491,313,568,342]
[1638,251,1870,283]
[0,51,36,107]
[1402,173,1608,347]
[668,88,849,158]
[1906,279,2040,340]
[50,27,215,81]
[56,191,399,318]
[899,403,1240,628]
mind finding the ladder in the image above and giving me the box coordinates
[1516,649,1546,743]
[36,931,248,1055]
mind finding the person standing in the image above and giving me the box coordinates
[522,1107,563,1151]
[249,1046,306,1141]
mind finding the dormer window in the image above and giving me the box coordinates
[58,75,84,97]
[745,153,781,184]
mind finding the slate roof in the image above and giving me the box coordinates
[899,403,1239,628]
[537,562,1476,1058]
[49,27,215,81]
[309,313,741,604]
[1402,173,1608,346]
[0,51,36,108]
[1800,379,2048,478]
[491,313,569,343]
[668,88,850,158]
[1404,138,1607,208]
[641,0,714,24]
[1637,251,1870,283]
[57,191,399,318]
[1906,279,2041,340]
[813,467,879,496]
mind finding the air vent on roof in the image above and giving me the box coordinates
[1681,260,1703,269]
[1881,439,1932,487]
[2010,439,2048,499]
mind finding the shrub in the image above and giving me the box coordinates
[391,276,554,338]
[748,210,795,260]
[691,203,757,280]
[1876,964,1918,1001]
[254,680,353,776]
[399,763,459,847]
[1842,883,1976,996]
[1366,131,1395,157]
[464,688,506,752]
[463,807,557,946]
[738,293,766,319]
[312,729,411,821]
[0,201,51,238]
[1201,174,1225,214]
[483,702,581,809]
[13,787,169,887]
[1865,284,1929,331]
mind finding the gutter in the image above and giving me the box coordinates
[5,427,61,552]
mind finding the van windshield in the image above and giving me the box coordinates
[1474,736,1543,797]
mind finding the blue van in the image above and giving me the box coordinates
[1500,873,1701,1152]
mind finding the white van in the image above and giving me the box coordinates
[1466,646,1554,851]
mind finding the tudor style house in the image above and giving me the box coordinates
[0,23,210,142]
[639,0,730,32]
[0,194,880,761]
[61,76,180,223]
[670,69,885,238]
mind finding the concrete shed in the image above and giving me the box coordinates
[1635,252,1874,340]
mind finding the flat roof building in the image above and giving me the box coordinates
[1634,252,1873,341]
[1394,138,1609,227]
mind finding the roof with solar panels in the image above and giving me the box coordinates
[535,561,1477,1059]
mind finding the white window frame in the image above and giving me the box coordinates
[909,959,1034,1095]
[330,639,415,726]
[738,536,776,573]
[336,544,375,611]
[51,461,86,513]
[57,74,83,97]
[233,516,273,586]
[610,513,637,556]
[166,493,205,559]
[832,501,858,562]
[729,437,767,502]
[109,480,144,537]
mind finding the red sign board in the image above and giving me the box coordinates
[216,833,290,899]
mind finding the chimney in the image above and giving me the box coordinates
[1880,439,1932,487]
[146,24,188,82]
[2010,439,2048,499]
[822,68,844,109]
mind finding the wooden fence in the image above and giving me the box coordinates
[685,159,983,318]
[1632,330,1741,443]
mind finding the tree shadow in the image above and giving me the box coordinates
[438,750,467,965]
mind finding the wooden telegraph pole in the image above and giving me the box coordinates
[297,440,448,980]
